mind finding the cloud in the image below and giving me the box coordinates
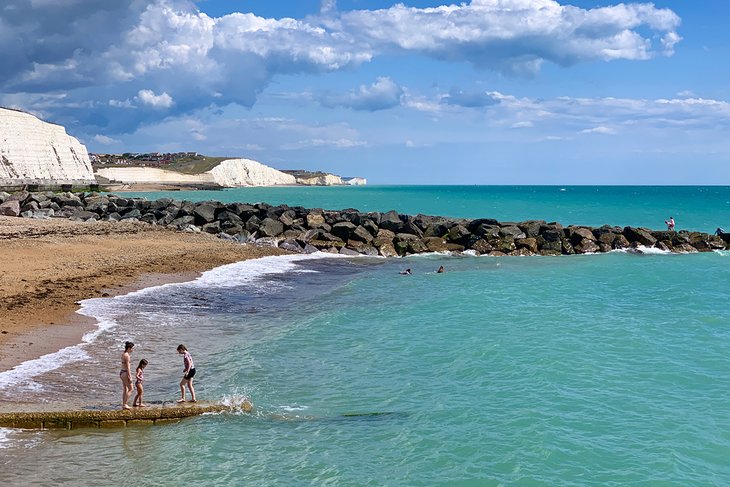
[318,77,404,111]
[443,88,500,108]
[136,89,174,108]
[93,134,119,145]
[337,0,681,75]
[1,0,681,136]
[580,126,617,135]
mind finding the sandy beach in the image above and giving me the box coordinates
[0,216,286,374]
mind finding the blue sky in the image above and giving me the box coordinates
[2,0,730,184]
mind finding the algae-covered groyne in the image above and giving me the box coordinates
[0,402,244,430]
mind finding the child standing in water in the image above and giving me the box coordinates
[177,344,197,403]
[133,359,148,407]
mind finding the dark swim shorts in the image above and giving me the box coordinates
[184,368,196,380]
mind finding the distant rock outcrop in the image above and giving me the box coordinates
[343,177,367,186]
[297,174,343,185]
[0,108,95,188]
[96,159,364,188]
[208,158,296,187]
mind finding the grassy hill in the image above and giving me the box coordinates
[164,155,230,174]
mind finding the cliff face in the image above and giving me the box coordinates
[207,158,296,187]
[0,108,95,185]
[96,167,215,185]
[296,174,343,186]
[344,177,367,186]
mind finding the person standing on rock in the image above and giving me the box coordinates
[177,344,197,403]
[665,217,675,231]
[120,341,134,410]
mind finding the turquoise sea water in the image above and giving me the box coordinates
[2,186,730,486]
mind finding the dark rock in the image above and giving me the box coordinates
[407,239,429,254]
[612,234,630,249]
[566,226,596,244]
[245,215,261,233]
[280,239,304,253]
[424,237,450,252]
[194,203,218,224]
[7,191,30,204]
[500,225,527,239]
[258,217,284,237]
[340,247,360,256]
[470,239,493,254]
[170,215,195,228]
[574,239,600,254]
[331,221,357,241]
[468,218,500,232]
[217,224,242,236]
[70,210,99,221]
[20,201,40,213]
[493,237,516,253]
[518,220,546,238]
[351,225,374,243]
[516,237,538,253]
[673,243,698,253]
[380,210,403,233]
[140,213,157,224]
[121,209,142,220]
[447,224,470,243]
[623,227,657,246]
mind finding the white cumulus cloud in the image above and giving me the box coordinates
[136,89,174,108]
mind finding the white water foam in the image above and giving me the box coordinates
[0,253,345,392]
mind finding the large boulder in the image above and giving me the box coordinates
[258,217,284,237]
[194,203,218,224]
[0,200,21,216]
[623,227,657,247]
[331,221,357,241]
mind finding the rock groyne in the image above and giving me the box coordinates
[1,191,728,255]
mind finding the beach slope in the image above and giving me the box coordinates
[0,216,285,372]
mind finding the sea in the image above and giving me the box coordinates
[1,186,730,486]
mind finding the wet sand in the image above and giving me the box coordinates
[0,216,286,374]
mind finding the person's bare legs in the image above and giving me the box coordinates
[133,384,146,407]
[178,377,188,402]
[188,378,196,402]
[121,375,132,410]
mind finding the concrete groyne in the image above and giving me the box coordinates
[1,190,728,255]
[0,402,245,430]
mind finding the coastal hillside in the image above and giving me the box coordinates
[95,156,361,188]
[0,107,95,189]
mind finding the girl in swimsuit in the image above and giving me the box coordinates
[133,359,148,407]
[177,344,197,403]
[120,341,134,410]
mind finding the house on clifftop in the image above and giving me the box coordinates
[0,107,96,191]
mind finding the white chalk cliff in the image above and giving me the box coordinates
[96,158,296,187]
[296,174,343,186]
[0,108,95,185]
[207,158,296,187]
[95,167,215,185]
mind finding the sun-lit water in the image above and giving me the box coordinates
[2,186,730,486]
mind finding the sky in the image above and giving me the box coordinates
[2,0,730,184]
